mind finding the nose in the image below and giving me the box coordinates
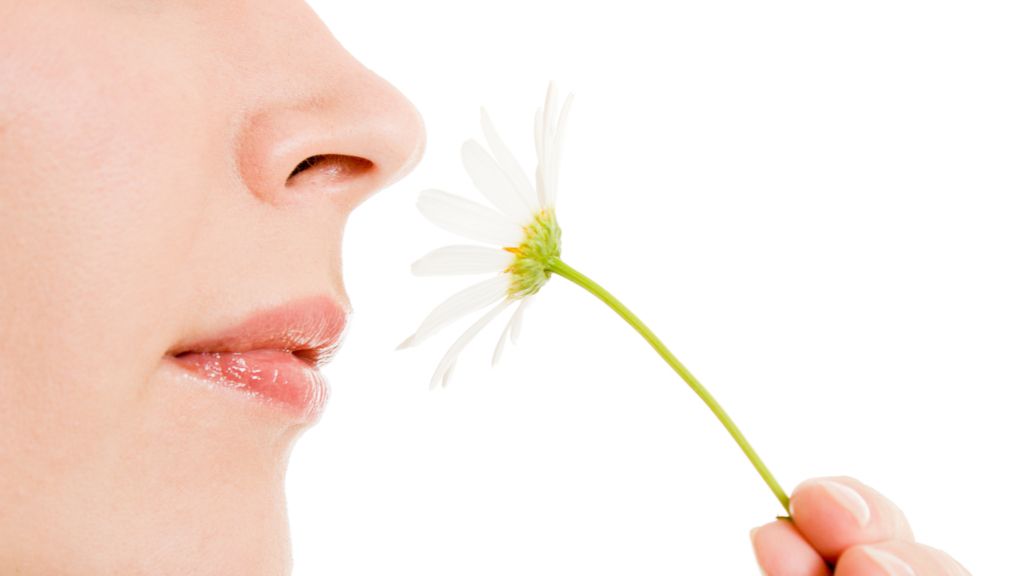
[235,9,426,209]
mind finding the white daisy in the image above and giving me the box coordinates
[398,82,574,389]
[397,83,793,517]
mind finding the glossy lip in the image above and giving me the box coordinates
[166,295,349,421]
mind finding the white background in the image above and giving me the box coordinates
[292,1,1023,573]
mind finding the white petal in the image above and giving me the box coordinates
[534,107,547,208]
[543,81,559,151]
[461,140,533,224]
[491,297,529,366]
[480,107,539,212]
[534,107,545,161]
[509,295,530,345]
[411,245,514,276]
[547,92,573,207]
[535,82,571,208]
[431,299,513,389]
[490,321,511,368]
[417,188,524,246]
[397,275,509,349]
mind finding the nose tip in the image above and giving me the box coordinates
[357,76,427,191]
[236,60,426,208]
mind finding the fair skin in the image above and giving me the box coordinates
[753,477,971,575]
[0,1,968,574]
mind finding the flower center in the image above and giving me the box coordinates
[504,209,562,299]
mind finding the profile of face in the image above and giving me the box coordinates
[0,1,424,573]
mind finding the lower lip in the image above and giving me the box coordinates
[171,349,328,420]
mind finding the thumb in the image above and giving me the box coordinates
[790,476,914,564]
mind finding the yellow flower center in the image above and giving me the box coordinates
[503,209,562,299]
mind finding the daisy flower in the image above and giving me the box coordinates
[396,82,572,390]
[399,83,791,514]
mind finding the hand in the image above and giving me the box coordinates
[751,476,970,575]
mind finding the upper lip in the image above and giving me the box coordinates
[168,295,350,368]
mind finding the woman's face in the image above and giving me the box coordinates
[0,1,424,573]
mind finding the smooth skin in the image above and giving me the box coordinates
[1,1,423,574]
[752,477,971,575]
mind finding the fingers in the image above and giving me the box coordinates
[835,540,972,576]
[751,519,831,576]
[754,477,971,575]
[790,476,914,563]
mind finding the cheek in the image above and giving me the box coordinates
[0,17,226,437]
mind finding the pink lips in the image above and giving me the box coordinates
[169,296,348,421]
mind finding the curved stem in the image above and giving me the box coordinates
[547,257,790,514]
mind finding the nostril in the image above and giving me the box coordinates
[288,155,322,179]
[286,154,375,185]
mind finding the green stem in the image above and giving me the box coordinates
[547,256,790,514]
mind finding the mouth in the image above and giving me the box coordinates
[165,295,349,422]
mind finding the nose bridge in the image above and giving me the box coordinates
[234,5,426,208]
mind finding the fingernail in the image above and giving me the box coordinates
[862,546,916,576]
[819,479,871,527]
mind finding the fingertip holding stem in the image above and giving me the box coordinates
[820,479,872,527]
[792,477,872,528]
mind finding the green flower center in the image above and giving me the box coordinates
[504,209,562,299]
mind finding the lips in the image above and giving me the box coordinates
[167,295,349,421]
